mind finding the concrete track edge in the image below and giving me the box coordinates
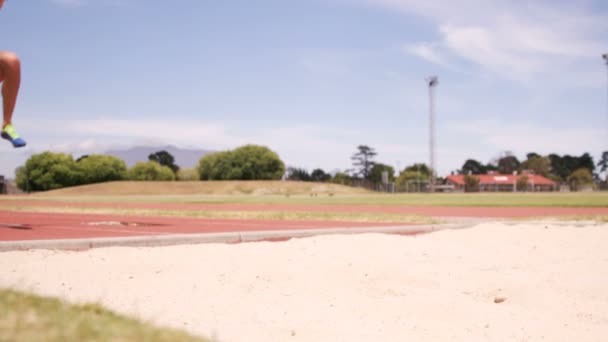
[0,223,475,252]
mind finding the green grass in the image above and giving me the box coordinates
[0,206,438,224]
[173,192,608,207]
[3,192,608,207]
[0,288,210,342]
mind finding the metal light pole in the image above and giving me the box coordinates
[427,76,439,192]
[603,53,608,146]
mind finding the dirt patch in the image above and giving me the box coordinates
[32,181,370,196]
[0,223,32,230]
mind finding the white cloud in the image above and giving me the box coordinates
[358,0,608,82]
[65,119,240,148]
[43,139,111,155]
[405,42,448,67]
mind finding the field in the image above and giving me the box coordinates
[1,181,608,341]
[4,180,608,207]
[1,182,607,229]
[3,222,608,342]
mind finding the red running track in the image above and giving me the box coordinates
[1,200,607,242]
[0,210,403,242]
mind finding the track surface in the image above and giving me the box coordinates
[1,200,607,242]
[0,210,404,241]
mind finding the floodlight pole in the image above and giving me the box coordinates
[427,76,438,193]
[603,54,608,147]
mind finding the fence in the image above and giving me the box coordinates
[350,179,433,193]
[0,175,6,195]
[348,178,604,193]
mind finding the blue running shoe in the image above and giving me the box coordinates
[1,124,27,148]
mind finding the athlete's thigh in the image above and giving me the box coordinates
[0,51,19,82]
[0,52,7,82]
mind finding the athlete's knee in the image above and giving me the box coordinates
[0,52,21,72]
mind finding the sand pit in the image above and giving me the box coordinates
[1,222,607,341]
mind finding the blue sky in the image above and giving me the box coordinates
[1,0,607,177]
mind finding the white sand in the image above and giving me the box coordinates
[1,222,608,342]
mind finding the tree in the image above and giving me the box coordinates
[176,168,199,181]
[15,152,129,191]
[286,167,311,181]
[519,156,551,177]
[351,145,377,180]
[578,153,595,172]
[76,155,127,184]
[76,155,89,162]
[395,171,420,190]
[331,172,352,185]
[548,154,566,181]
[310,169,331,182]
[198,145,285,180]
[198,152,223,180]
[526,152,540,160]
[15,166,30,192]
[395,164,430,191]
[497,153,520,174]
[516,175,529,191]
[547,173,562,184]
[549,153,596,182]
[232,145,285,180]
[369,163,395,183]
[460,159,486,175]
[464,174,480,192]
[149,150,179,174]
[403,163,431,177]
[593,172,602,183]
[567,168,593,191]
[485,163,499,173]
[128,161,175,181]
[16,152,81,191]
[598,151,608,174]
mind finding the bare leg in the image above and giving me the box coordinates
[0,51,21,129]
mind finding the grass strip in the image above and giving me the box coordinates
[0,206,437,224]
[0,288,209,342]
[3,192,608,207]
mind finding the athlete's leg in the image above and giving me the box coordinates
[0,51,21,128]
[0,51,26,148]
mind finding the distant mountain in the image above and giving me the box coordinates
[105,145,215,169]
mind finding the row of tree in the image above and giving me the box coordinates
[459,151,602,183]
[198,145,284,180]
[285,146,397,186]
[287,146,607,189]
[15,145,285,191]
[15,153,177,191]
[13,142,608,192]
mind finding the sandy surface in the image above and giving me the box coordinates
[1,222,608,342]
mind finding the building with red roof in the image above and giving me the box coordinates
[445,172,558,192]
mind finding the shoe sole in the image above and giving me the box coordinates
[1,132,26,148]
